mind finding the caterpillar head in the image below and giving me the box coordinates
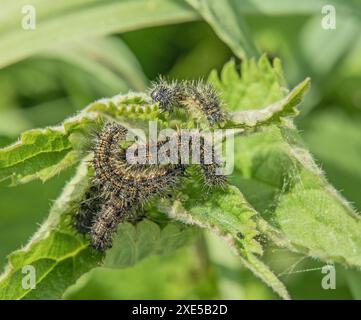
[150,79,178,111]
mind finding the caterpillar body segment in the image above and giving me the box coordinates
[150,78,225,125]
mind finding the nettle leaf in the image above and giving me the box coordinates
[186,0,259,59]
[211,57,361,268]
[0,114,96,186]
[278,128,361,266]
[84,92,166,128]
[2,55,359,300]
[158,184,290,299]
[0,0,199,69]
[208,56,287,112]
[104,220,197,268]
[229,77,310,128]
[0,93,162,186]
[0,162,196,299]
[0,162,100,300]
[0,128,73,185]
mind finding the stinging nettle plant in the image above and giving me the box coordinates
[0,55,361,300]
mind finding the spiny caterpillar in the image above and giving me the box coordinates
[198,135,227,187]
[150,77,225,125]
[75,122,226,251]
[75,79,227,251]
[86,123,186,251]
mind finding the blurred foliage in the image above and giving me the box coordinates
[0,0,360,299]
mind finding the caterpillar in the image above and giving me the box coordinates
[75,122,226,251]
[90,165,185,251]
[74,184,104,234]
[84,123,186,250]
[198,136,227,188]
[92,123,185,197]
[90,160,184,251]
[150,78,225,126]
[75,79,228,251]
[161,130,227,187]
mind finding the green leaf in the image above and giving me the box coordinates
[0,162,101,300]
[45,37,148,92]
[104,220,197,268]
[157,185,290,300]
[0,93,163,185]
[0,0,199,69]
[0,161,197,299]
[0,128,73,185]
[345,269,361,299]
[3,53,360,300]
[64,245,219,299]
[201,0,361,16]
[186,0,259,58]
[210,57,361,268]
[208,56,287,112]
[303,111,361,209]
[211,56,311,128]
[230,77,310,127]
[1,0,359,71]
[299,12,361,77]
[0,114,94,185]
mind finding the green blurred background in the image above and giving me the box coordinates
[0,0,360,299]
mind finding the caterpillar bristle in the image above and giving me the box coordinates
[75,77,229,252]
[150,78,225,126]
[86,122,188,250]
[74,184,103,235]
